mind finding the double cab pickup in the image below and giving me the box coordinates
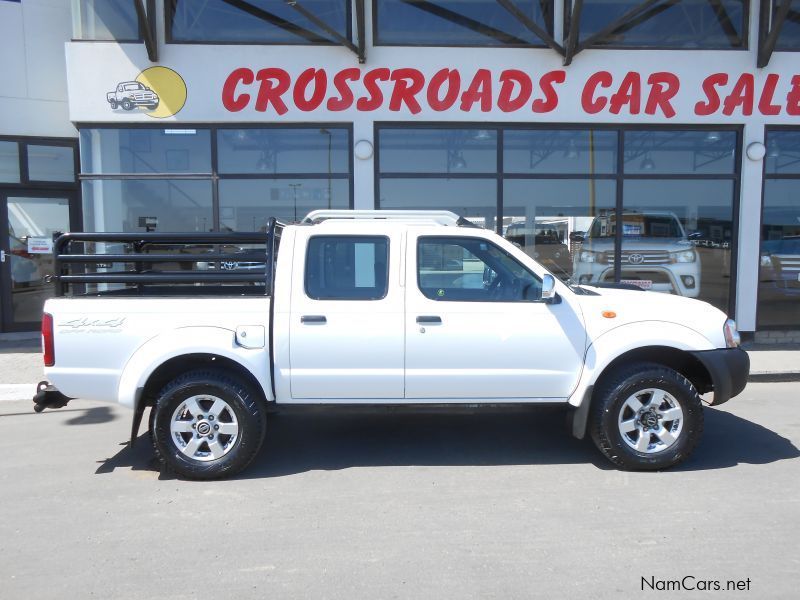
[35,210,749,479]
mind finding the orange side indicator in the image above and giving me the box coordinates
[602,311,617,319]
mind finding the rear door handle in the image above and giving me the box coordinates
[416,316,442,324]
[301,315,327,324]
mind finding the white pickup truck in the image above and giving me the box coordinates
[34,210,749,479]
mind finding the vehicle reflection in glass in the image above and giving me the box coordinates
[573,210,701,297]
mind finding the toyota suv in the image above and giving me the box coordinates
[572,211,701,297]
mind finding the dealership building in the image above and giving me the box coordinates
[1,0,800,340]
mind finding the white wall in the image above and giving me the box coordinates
[0,0,76,138]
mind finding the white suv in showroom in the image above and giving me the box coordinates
[573,211,701,297]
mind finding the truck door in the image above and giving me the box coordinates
[288,230,404,399]
[405,232,586,400]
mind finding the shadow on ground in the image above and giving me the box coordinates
[94,406,799,479]
[65,406,116,426]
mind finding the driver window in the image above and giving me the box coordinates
[417,236,542,302]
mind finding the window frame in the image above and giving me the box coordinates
[0,136,80,190]
[165,0,352,46]
[416,235,543,303]
[304,234,391,301]
[77,122,355,231]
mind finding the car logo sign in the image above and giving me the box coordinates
[628,253,644,265]
[221,261,239,270]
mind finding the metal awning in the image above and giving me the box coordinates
[563,0,744,66]
[758,0,795,68]
[133,0,157,62]
[285,0,366,63]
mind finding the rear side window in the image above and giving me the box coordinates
[305,236,389,300]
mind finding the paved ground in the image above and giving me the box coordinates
[0,382,797,599]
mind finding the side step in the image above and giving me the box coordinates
[32,381,73,413]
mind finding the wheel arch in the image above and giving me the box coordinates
[140,353,268,411]
[569,343,713,440]
[593,346,713,399]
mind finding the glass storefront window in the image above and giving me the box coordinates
[168,0,349,44]
[27,145,75,182]
[504,130,617,175]
[79,126,353,233]
[503,179,616,282]
[759,129,800,328]
[219,179,350,228]
[623,130,737,175]
[569,0,747,49]
[81,180,214,233]
[0,141,20,183]
[376,125,739,314]
[375,0,553,46]
[71,0,140,41]
[621,180,734,313]
[765,130,800,175]
[379,128,497,174]
[379,178,498,229]
[217,128,350,175]
[80,129,212,175]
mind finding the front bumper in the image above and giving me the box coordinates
[689,348,750,406]
[573,264,701,297]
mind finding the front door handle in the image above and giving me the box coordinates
[0,250,5,263]
[301,315,327,324]
[416,315,442,324]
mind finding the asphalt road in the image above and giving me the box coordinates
[0,383,798,600]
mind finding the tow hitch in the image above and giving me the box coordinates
[32,381,72,413]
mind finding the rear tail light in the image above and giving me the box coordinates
[42,313,55,367]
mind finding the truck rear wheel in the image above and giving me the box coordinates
[151,369,266,480]
[589,362,703,470]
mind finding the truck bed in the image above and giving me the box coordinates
[45,296,272,405]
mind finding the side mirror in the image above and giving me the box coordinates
[541,274,556,303]
[687,232,702,240]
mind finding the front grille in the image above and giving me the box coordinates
[774,254,800,273]
[606,251,671,265]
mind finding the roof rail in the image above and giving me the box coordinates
[303,210,471,227]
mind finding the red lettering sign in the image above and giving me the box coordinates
[219,67,800,118]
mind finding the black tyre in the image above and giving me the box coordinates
[589,362,703,470]
[109,100,117,109]
[151,369,266,480]
[121,98,133,110]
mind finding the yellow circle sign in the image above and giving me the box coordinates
[135,66,187,119]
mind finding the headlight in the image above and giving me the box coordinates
[760,254,772,267]
[580,250,598,263]
[723,318,740,348]
[670,250,696,263]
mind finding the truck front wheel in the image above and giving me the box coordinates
[151,369,266,480]
[589,363,703,470]
[121,98,133,110]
